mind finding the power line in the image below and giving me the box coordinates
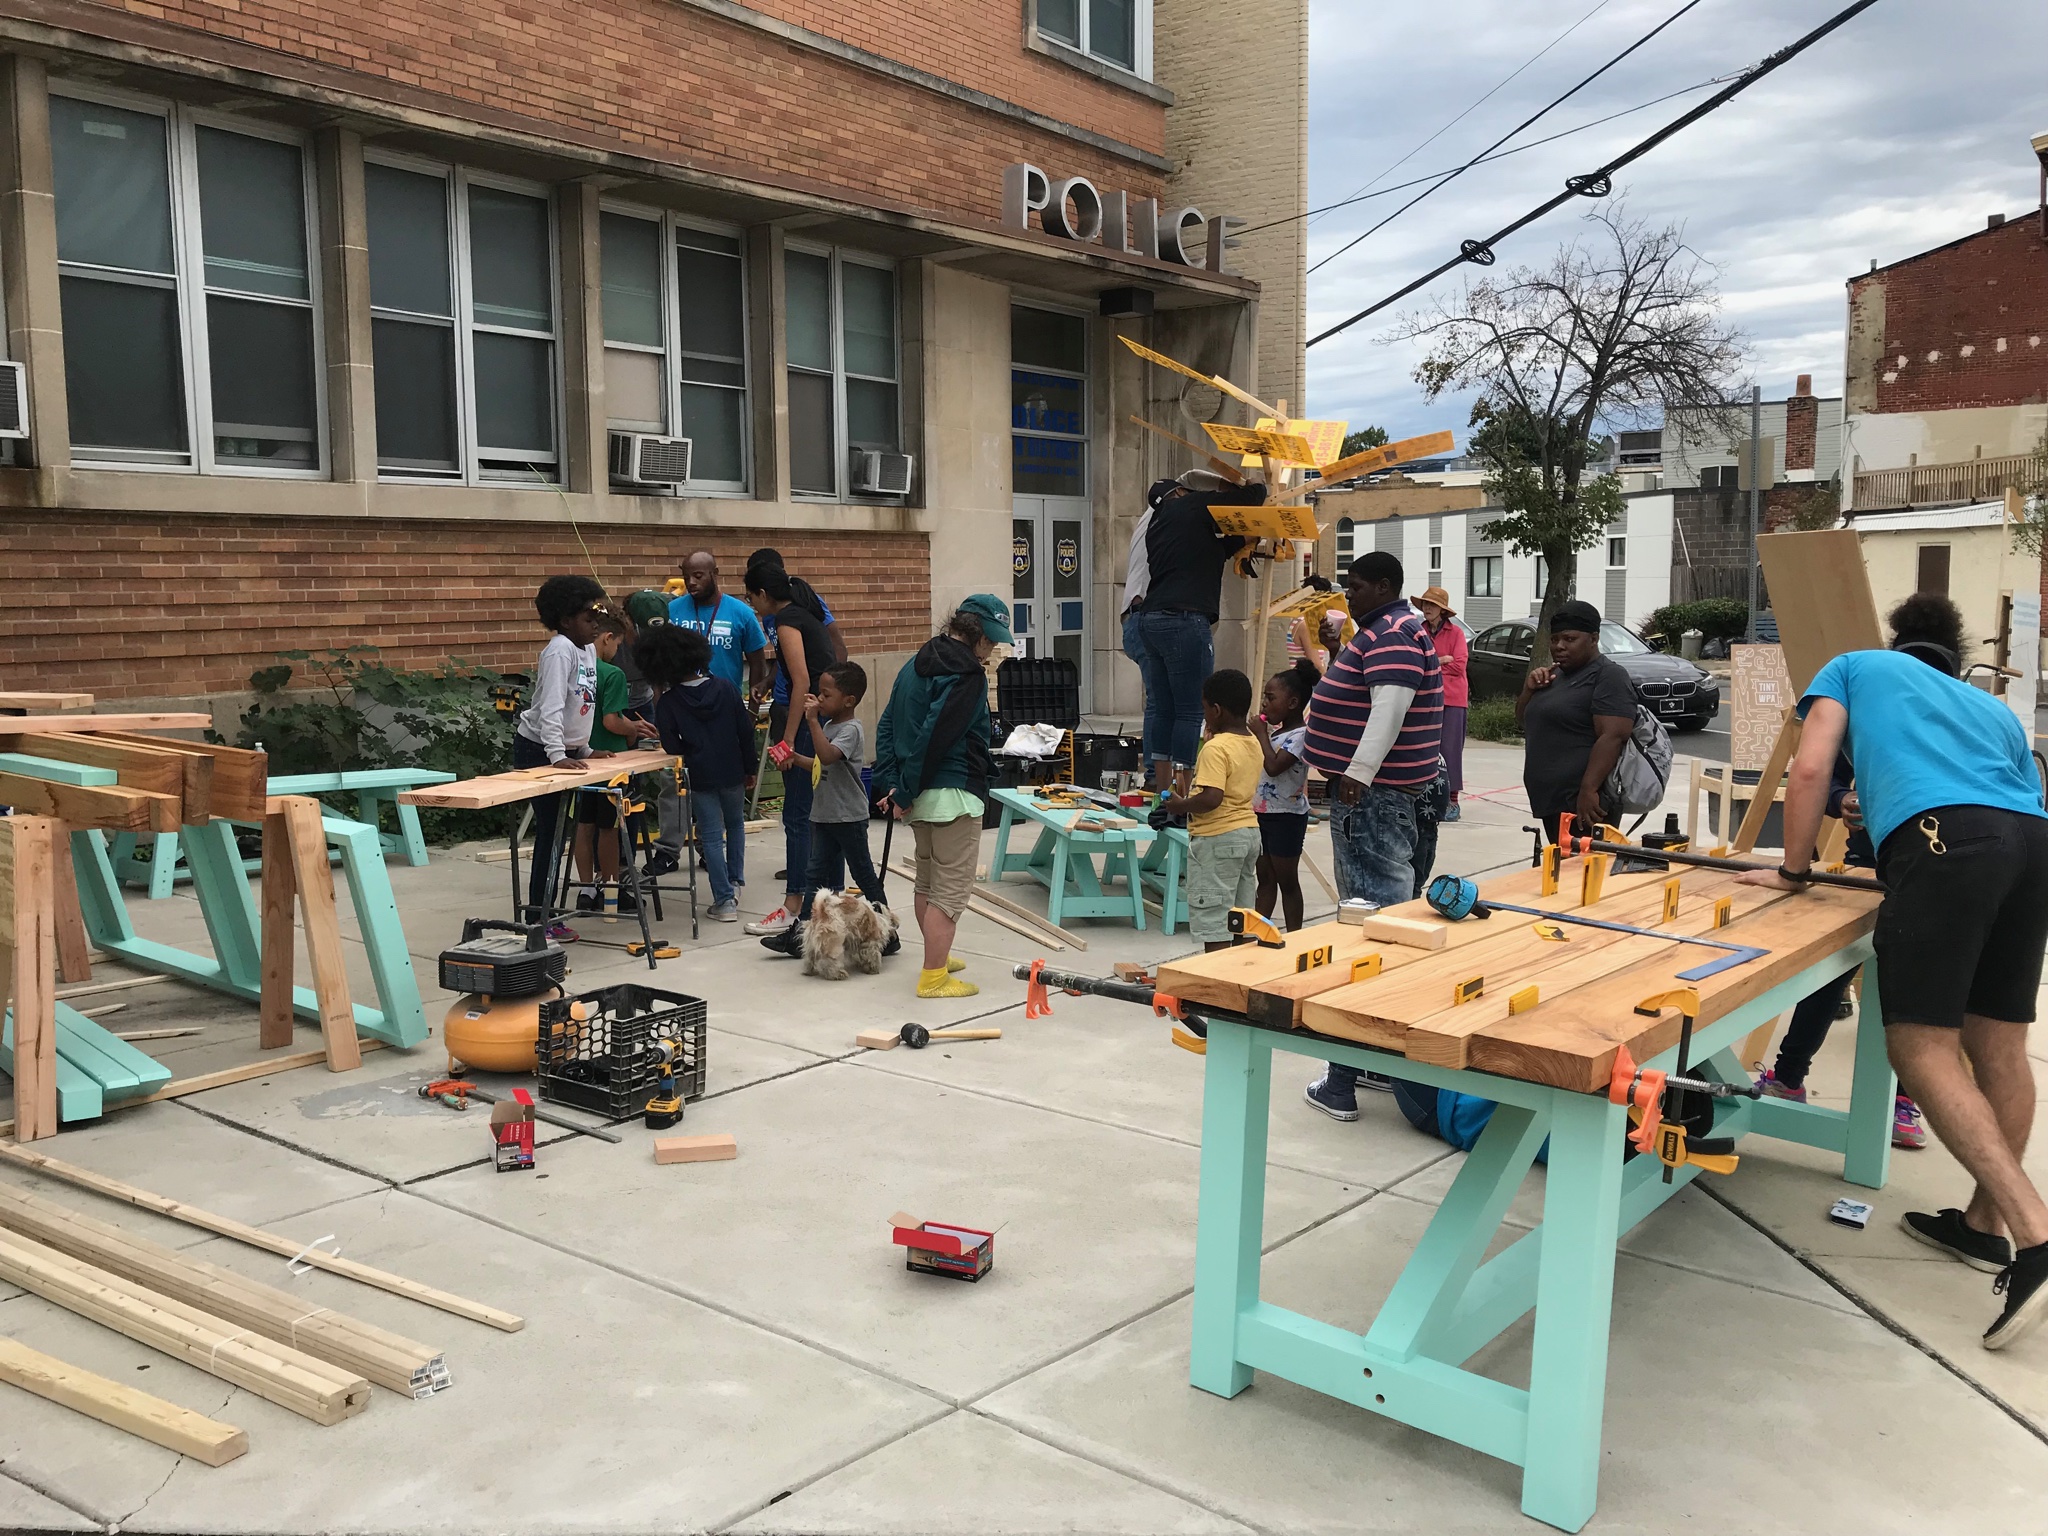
[1234,74,1733,242]
[1307,0,1709,276]
[1305,0,1887,350]
[1309,0,1616,229]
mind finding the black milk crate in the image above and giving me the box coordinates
[535,984,707,1121]
[996,657,1080,729]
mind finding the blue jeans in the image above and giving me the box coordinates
[512,732,565,924]
[690,783,747,906]
[1132,609,1214,769]
[778,716,814,903]
[797,819,888,918]
[1121,609,1147,763]
[1322,782,1436,1097]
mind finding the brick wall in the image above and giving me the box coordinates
[1847,217,2048,413]
[0,513,931,700]
[72,0,1164,222]
[1785,380,1818,472]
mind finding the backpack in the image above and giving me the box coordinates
[1606,704,1674,817]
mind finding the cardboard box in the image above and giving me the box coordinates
[889,1211,995,1282]
[490,1090,535,1172]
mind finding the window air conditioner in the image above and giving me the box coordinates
[0,360,28,439]
[608,431,692,486]
[849,448,913,496]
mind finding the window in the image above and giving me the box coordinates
[1336,518,1356,574]
[785,245,898,498]
[1917,543,1951,597]
[1468,554,1503,598]
[50,88,321,473]
[1012,304,1087,497]
[598,210,751,490]
[1607,536,1627,567]
[366,158,558,482]
[1036,0,1150,75]
[1428,543,1443,575]
[1476,622,1531,660]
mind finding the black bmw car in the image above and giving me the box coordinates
[1465,617,1720,732]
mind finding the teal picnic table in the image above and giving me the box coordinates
[983,785,1148,928]
[1143,862,1889,1532]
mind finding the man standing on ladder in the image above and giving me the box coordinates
[1739,594,2048,1349]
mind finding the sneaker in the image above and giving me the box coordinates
[1442,801,1461,823]
[1304,1074,1359,1122]
[708,899,740,923]
[1985,1243,2048,1350]
[1755,1067,1808,1104]
[644,850,681,879]
[546,922,580,944]
[1892,1095,1927,1149]
[774,868,788,881]
[1834,994,1856,1020]
[1900,1208,2013,1274]
[1360,1072,1395,1093]
[760,924,804,958]
[745,906,795,936]
[615,888,639,917]
[574,890,601,914]
[881,930,902,957]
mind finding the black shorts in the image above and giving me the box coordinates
[573,789,619,829]
[1257,811,1308,859]
[1873,804,2048,1029]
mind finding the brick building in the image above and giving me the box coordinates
[0,0,1307,718]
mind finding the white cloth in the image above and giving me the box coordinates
[1342,684,1415,785]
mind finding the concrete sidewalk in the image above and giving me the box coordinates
[2,743,2044,1534]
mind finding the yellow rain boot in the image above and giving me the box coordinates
[917,967,979,999]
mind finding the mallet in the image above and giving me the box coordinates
[899,1024,1003,1049]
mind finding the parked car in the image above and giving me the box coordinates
[1466,618,1720,732]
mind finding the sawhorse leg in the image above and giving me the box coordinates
[986,805,1020,881]
[1521,1088,1626,1532]
[357,788,431,868]
[1189,1021,1272,1397]
[1844,958,1894,1190]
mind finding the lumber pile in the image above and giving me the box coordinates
[886,858,1084,952]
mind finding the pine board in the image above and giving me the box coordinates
[0,1337,248,1465]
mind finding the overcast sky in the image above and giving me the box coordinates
[1295,0,2048,445]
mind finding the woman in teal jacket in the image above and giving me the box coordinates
[872,595,1011,999]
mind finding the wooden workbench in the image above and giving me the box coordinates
[1153,856,1887,1532]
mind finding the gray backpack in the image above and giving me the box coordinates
[1606,705,1674,817]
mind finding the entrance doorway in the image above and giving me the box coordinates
[1011,495,1090,682]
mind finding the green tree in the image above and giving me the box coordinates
[1340,425,1389,458]
[2007,421,2048,558]
[1396,205,1745,644]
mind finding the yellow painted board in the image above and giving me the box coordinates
[1207,502,1320,542]
[1202,421,1319,465]
[1240,417,1347,469]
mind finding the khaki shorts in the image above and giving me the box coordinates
[912,813,980,919]
[1187,825,1262,942]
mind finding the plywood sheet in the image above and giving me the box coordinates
[1755,529,1884,694]
[397,750,678,809]
[1729,644,1794,771]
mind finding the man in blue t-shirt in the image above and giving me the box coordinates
[1739,594,2048,1350]
[669,550,769,698]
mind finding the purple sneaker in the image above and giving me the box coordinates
[1755,1067,1807,1104]
[1893,1095,1927,1149]
[546,922,579,944]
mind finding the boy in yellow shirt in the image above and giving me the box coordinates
[1155,669,1264,951]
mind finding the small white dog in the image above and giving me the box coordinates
[802,891,899,980]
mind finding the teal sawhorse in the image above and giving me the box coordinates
[983,786,1147,928]
[1187,934,1889,1532]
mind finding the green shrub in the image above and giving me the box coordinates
[1467,696,1523,743]
[237,647,517,845]
[1642,597,1750,648]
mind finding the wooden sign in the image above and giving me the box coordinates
[1117,337,1280,420]
[1206,502,1320,543]
[1240,418,1347,469]
[1269,429,1461,503]
[1202,421,1317,465]
[1730,643,1793,771]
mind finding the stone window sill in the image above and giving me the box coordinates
[1025,30,1174,106]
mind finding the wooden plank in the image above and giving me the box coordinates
[0,691,94,710]
[259,807,297,1050]
[0,1336,248,1466]
[1755,529,1886,695]
[2,733,203,811]
[1354,860,1684,955]
[48,822,91,985]
[1,816,58,1141]
[0,1141,524,1332]
[1731,709,1798,854]
[653,1134,738,1164]
[1156,920,1366,1013]
[0,714,210,734]
[278,796,359,1071]
[0,1185,447,1399]
[0,1229,369,1425]
[397,749,676,809]
[0,774,174,833]
[1463,883,1881,1092]
[968,879,1091,951]
[86,734,257,822]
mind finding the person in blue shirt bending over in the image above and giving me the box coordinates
[1740,594,2048,1351]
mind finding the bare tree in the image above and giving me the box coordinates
[1393,204,1746,636]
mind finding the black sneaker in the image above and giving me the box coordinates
[574,891,601,914]
[615,888,639,916]
[1985,1242,2048,1351]
[1901,1208,2014,1274]
[1360,1072,1396,1093]
[760,924,804,958]
[644,850,681,879]
[1304,1073,1359,1122]
[881,930,902,958]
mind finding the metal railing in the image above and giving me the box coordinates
[1851,453,2039,510]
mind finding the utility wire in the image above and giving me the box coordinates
[1307,0,1710,275]
[1234,73,1734,241]
[1309,0,1616,228]
[1306,0,1886,349]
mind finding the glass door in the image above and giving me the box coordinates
[1011,495,1090,678]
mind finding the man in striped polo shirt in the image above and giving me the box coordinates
[1301,550,1446,1119]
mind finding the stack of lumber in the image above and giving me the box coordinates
[886,858,1085,952]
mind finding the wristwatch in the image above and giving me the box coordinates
[1777,864,1813,884]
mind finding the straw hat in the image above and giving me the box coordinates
[1416,585,1456,617]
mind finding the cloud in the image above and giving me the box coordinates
[1303,0,2048,442]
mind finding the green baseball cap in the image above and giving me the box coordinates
[958,593,1013,646]
[624,589,669,630]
